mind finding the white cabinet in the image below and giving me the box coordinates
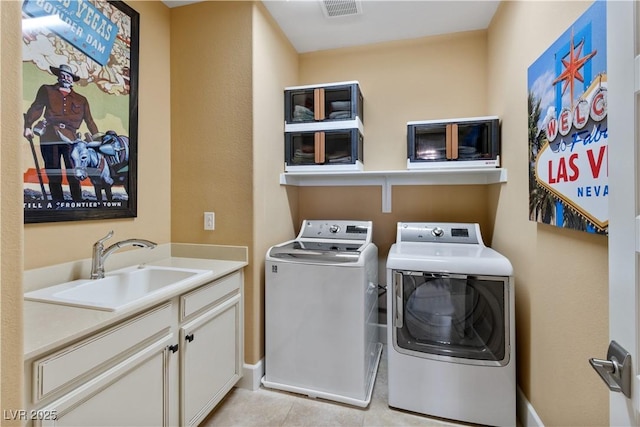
[25,270,244,427]
[284,81,363,126]
[35,334,173,427]
[180,294,242,426]
[32,303,172,402]
[406,116,501,169]
[284,81,365,172]
[179,270,243,426]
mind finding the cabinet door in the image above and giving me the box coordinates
[32,303,172,402]
[323,86,360,122]
[407,118,500,166]
[180,294,242,427]
[455,119,500,160]
[324,130,361,164]
[285,84,361,124]
[285,129,361,167]
[408,123,449,161]
[35,334,173,427]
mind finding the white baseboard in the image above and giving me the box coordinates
[517,386,544,427]
[237,359,264,391]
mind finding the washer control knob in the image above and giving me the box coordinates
[432,227,444,237]
[329,225,341,233]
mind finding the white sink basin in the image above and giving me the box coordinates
[24,265,212,311]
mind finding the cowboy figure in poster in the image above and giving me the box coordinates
[23,63,99,202]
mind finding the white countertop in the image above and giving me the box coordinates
[24,252,247,360]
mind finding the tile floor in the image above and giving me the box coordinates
[201,348,469,427]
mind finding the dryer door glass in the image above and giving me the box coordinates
[393,272,509,366]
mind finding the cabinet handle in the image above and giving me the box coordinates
[168,344,179,353]
[445,124,453,160]
[314,132,325,164]
[314,88,325,120]
[451,123,459,159]
[185,333,195,343]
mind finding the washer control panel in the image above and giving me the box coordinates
[396,222,482,245]
[298,220,372,242]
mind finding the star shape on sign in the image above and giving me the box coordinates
[552,30,597,107]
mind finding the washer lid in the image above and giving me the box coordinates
[268,240,364,263]
[387,242,513,276]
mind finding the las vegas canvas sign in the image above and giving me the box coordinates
[528,0,607,234]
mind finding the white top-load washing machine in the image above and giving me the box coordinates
[263,220,382,407]
[386,222,515,426]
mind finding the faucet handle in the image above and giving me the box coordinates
[95,230,115,246]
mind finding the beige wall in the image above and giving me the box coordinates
[23,1,172,270]
[169,1,258,361]
[300,31,489,172]
[1,1,25,421]
[488,1,608,425]
[170,0,253,249]
[298,185,494,259]
[251,2,300,364]
[295,32,495,262]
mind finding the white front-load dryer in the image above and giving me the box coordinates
[386,222,515,427]
[263,220,382,408]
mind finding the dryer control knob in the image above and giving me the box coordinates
[432,227,444,237]
[330,225,341,233]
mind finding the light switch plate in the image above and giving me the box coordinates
[204,212,215,230]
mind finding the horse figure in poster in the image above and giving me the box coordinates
[60,130,130,202]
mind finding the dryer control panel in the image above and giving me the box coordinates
[396,222,483,245]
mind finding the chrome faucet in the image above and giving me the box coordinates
[90,230,157,279]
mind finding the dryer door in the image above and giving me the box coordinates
[392,271,510,366]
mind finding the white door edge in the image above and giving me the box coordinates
[607,0,639,425]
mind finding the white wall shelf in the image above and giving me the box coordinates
[279,168,507,213]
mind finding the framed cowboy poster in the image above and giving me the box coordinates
[21,0,139,223]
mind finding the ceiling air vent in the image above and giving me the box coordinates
[320,0,362,18]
